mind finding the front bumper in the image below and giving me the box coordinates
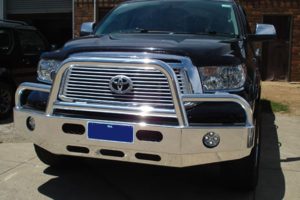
[14,57,255,167]
[14,83,254,168]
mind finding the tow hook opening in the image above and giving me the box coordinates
[99,149,125,158]
[66,145,90,154]
[136,130,163,142]
[62,123,85,135]
[135,153,161,161]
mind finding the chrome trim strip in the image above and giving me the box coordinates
[15,82,51,109]
[53,101,177,118]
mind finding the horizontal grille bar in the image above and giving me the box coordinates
[69,77,173,84]
[71,70,166,76]
[66,87,172,96]
[66,83,173,92]
[72,67,160,72]
[66,81,184,91]
[65,94,174,103]
[65,90,173,100]
[70,73,184,81]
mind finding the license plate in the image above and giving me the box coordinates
[88,122,134,143]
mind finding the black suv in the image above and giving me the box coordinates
[14,0,276,190]
[0,20,49,119]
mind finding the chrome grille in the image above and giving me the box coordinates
[59,65,188,109]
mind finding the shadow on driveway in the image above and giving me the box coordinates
[37,101,285,200]
[38,162,252,200]
[255,100,285,199]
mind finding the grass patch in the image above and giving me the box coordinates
[261,99,289,113]
[271,101,289,113]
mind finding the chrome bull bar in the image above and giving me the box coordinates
[15,57,253,128]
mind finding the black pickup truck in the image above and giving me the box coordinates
[14,0,276,190]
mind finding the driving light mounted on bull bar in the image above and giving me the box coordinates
[203,132,220,148]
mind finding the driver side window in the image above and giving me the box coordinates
[17,29,46,55]
[0,29,12,55]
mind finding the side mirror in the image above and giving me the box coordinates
[248,24,277,41]
[80,22,95,37]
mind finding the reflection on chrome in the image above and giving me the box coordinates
[140,105,154,117]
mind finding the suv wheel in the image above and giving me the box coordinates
[0,82,14,120]
[221,118,261,191]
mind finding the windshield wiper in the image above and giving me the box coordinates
[115,27,174,34]
[205,31,240,38]
[173,31,239,38]
[112,28,239,38]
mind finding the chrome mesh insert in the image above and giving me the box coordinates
[59,65,188,110]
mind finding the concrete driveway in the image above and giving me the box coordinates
[0,111,299,200]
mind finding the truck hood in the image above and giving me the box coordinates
[43,34,245,66]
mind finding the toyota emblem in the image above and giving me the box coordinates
[109,75,133,94]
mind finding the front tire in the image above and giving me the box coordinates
[221,119,261,191]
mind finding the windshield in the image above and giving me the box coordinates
[95,0,239,37]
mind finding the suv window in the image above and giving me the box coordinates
[17,29,46,55]
[96,0,239,37]
[0,29,12,55]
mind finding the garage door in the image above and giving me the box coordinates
[7,0,72,14]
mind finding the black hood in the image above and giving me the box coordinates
[42,34,245,66]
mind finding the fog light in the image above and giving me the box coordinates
[26,117,35,131]
[203,132,220,148]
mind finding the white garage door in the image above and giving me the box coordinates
[7,0,72,14]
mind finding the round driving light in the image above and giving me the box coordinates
[26,117,35,131]
[203,132,220,148]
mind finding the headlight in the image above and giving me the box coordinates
[198,64,246,92]
[37,59,61,84]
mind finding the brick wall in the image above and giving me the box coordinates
[74,0,95,37]
[238,0,300,81]
[74,0,123,37]
[97,0,124,8]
